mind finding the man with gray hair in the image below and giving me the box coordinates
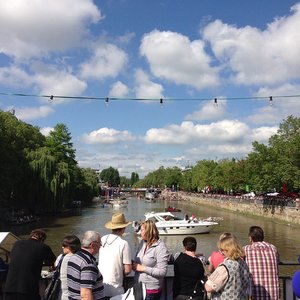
[68,231,104,300]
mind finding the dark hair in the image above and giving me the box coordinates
[249,226,264,242]
[183,236,197,251]
[62,235,81,253]
[30,229,47,242]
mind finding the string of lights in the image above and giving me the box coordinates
[1,91,300,104]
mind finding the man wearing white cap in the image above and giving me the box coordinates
[98,213,132,298]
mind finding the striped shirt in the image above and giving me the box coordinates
[67,249,104,300]
[244,241,279,300]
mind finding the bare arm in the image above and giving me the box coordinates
[124,263,132,275]
[80,287,93,300]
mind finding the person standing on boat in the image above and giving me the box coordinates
[98,213,132,299]
[244,226,280,300]
[4,229,56,300]
[132,220,169,300]
[172,236,206,300]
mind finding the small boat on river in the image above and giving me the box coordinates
[136,212,219,235]
[112,199,128,208]
[145,191,156,202]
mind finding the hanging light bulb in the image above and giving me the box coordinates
[269,96,273,106]
[214,98,218,107]
[160,98,163,107]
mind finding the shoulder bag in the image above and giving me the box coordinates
[44,255,64,300]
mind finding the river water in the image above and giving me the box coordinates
[9,197,300,274]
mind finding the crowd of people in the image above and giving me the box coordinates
[2,214,299,300]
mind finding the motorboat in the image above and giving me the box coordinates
[112,199,128,208]
[139,212,219,235]
[145,191,156,202]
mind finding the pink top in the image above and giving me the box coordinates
[210,251,225,270]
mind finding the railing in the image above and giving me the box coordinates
[124,261,300,300]
[38,261,299,300]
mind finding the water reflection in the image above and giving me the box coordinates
[7,197,300,265]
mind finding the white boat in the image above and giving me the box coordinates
[112,199,128,208]
[145,191,156,202]
[142,212,219,235]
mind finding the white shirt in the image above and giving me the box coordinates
[98,233,132,297]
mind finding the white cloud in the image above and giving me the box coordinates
[247,83,300,124]
[134,69,164,99]
[109,81,129,98]
[81,127,136,144]
[80,43,128,80]
[15,105,54,121]
[40,126,54,136]
[140,30,219,90]
[202,3,300,85]
[32,63,87,101]
[250,126,278,143]
[0,66,33,87]
[185,99,227,121]
[0,63,87,102]
[144,120,249,145]
[0,0,102,59]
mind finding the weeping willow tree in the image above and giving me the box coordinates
[26,147,57,211]
[0,111,100,219]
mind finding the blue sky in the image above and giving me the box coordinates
[1,0,300,178]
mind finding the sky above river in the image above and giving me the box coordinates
[1,0,300,177]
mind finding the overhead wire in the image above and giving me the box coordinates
[0,91,300,102]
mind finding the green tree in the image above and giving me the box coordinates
[165,167,182,189]
[45,123,76,164]
[130,172,139,186]
[100,167,120,187]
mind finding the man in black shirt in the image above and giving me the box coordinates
[4,229,56,300]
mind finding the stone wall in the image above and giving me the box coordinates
[183,194,300,226]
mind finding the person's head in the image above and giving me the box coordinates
[248,226,264,242]
[105,213,131,235]
[182,236,197,252]
[218,234,245,260]
[140,220,159,246]
[30,229,47,242]
[217,232,233,250]
[62,235,81,254]
[81,231,101,255]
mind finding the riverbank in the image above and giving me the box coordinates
[159,190,300,226]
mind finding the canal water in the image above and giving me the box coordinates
[9,197,300,274]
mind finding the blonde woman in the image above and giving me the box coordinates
[205,234,250,299]
[132,220,169,300]
[207,232,233,274]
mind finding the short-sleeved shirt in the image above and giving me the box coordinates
[67,249,104,300]
[209,251,225,272]
[173,252,206,298]
[244,241,279,300]
[98,233,132,297]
